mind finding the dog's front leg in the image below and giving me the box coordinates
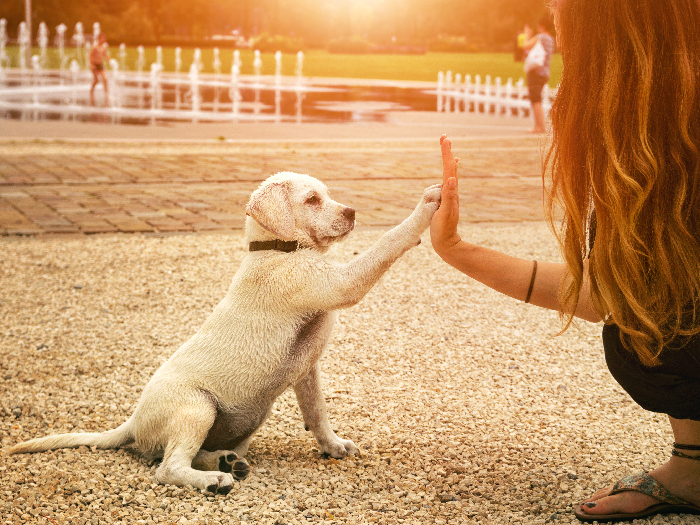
[302,184,442,311]
[294,362,358,458]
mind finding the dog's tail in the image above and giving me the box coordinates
[8,418,134,455]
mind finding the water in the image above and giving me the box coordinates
[0,75,437,125]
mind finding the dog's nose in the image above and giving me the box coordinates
[343,207,355,221]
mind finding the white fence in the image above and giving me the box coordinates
[437,71,557,117]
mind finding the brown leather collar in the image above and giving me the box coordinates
[249,239,299,252]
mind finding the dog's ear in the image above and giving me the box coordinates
[246,182,296,239]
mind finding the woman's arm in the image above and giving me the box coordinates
[523,34,539,51]
[430,135,601,323]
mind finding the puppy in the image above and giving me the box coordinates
[9,172,442,494]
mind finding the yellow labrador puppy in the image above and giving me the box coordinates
[10,172,441,494]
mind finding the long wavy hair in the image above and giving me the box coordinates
[545,0,700,366]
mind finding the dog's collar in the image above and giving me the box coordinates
[249,239,299,253]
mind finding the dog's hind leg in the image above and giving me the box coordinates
[192,449,250,480]
[154,398,235,494]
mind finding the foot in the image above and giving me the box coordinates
[577,457,700,518]
[218,453,250,481]
[192,449,250,481]
[318,435,359,458]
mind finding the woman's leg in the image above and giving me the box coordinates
[577,417,700,517]
[531,101,546,133]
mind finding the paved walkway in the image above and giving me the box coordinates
[0,112,548,236]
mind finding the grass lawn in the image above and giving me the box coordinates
[5,46,562,86]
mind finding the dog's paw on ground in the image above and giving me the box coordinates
[218,452,250,480]
[205,472,236,495]
[319,438,359,459]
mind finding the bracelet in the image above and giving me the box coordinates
[674,442,700,450]
[672,449,700,461]
[525,261,538,304]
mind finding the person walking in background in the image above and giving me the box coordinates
[523,15,555,133]
[89,33,110,106]
[431,0,700,519]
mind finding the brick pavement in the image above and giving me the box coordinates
[0,136,547,236]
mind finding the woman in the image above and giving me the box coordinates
[430,0,700,521]
[523,15,555,133]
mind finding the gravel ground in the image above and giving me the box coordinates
[1,223,699,525]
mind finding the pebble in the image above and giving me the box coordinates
[1,225,697,524]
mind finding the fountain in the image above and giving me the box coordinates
[0,22,321,125]
[212,47,222,112]
[109,58,120,113]
[295,51,304,88]
[295,51,305,123]
[136,45,145,108]
[274,50,282,121]
[0,19,8,67]
[275,50,282,86]
[69,59,79,109]
[18,22,29,71]
[175,47,182,74]
[0,19,7,86]
[174,47,182,110]
[175,47,182,110]
[150,62,161,122]
[188,61,200,121]
[229,59,241,121]
[118,43,126,71]
[437,71,444,112]
[31,55,40,111]
[73,22,85,68]
[233,49,241,72]
[453,73,461,112]
[213,48,221,76]
[193,48,203,72]
[37,22,49,68]
[136,45,145,72]
[444,70,452,111]
[55,24,68,80]
[253,49,262,115]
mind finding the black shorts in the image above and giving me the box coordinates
[603,324,700,420]
[92,63,104,72]
[527,70,549,104]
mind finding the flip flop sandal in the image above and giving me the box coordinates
[573,472,700,523]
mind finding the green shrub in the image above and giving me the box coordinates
[327,36,373,54]
[251,33,304,53]
[428,35,480,53]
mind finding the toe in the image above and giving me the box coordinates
[581,485,613,503]
[217,485,233,495]
[579,491,661,516]
[218,456,233,473]
[232,459,250,481]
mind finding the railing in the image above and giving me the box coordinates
[437,71,557,117]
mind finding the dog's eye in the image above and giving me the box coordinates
[305,195,320,205]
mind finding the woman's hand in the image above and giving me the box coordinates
[430,135,462,256]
